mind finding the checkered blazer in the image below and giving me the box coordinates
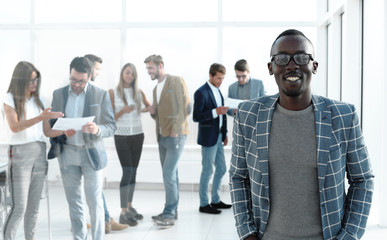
[229,94,374,240]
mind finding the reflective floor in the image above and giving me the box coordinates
[11,186,387,240]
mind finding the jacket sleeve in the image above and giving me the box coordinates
[171,77,190,133]
[229,110,258,240]
[336,107,374,240]
[193,89,214,123]
[91,90,116,140]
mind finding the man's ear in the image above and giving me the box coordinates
[268,62,274,75]
[312,61,318,74]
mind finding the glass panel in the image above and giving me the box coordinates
[35,29,121,102]
[0,30,31,144]
[125,27,218,145]
[35,0,121,23]
[223,0,317,22]
[126,0,217,22]
[0,0,30,23]
[222,27,317,95]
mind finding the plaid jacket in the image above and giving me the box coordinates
[229,94,374,240]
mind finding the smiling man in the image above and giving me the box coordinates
[144,54,190,228]
[229,29,374,240]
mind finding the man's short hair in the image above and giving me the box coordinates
[144,54,164,66]
[209,63,226,77]
[234,59,249,72]
[84,54,103,64]
[271,29,314,55]
[70,57,93,77]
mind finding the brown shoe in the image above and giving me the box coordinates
[105,221,112,234]
[110,217,129,231]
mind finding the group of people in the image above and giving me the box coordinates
[2,29,374,240]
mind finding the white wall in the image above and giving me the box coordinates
[362,0,387,227]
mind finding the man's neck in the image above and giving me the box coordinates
[157,73,167,83]
[278,93,312,111]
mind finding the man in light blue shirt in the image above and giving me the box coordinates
[227,59,266,116]
[46,57,116,240]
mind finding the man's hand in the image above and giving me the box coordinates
[145,105,156,114]
[82,122,99,135]
[216,106,229,115]
[223,136,228,146]
[64,129,76,137]
[169,130,178,138]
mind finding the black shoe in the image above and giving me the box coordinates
[199,205,221,214]
[211,201,232,209]
[128,207,143,220]
[119,213,138,226]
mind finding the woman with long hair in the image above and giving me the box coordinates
[2,61,63,240]
[108,63,150,227]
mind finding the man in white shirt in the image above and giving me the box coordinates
[193,63,232,214]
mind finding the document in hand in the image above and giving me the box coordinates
[225,98,245,109]
[52,116,95,131]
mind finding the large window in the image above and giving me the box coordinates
[0,0,317,184]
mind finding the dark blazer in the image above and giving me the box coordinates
[48,84,116,170]
[193,82,227,147]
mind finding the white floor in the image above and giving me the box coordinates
[10,186,387,240]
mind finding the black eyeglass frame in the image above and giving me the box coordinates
[69,77,87,85]
[271,53,314,66]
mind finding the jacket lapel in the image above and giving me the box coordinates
[61,86,69,113]
[256,94,278,190]
[312,95,332,191]
[82,84,91,117]
[205,82,218,108]
[159,75,170,103]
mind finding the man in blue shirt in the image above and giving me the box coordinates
[227,59,265,116]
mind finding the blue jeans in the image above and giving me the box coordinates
[59,145,104,240]
[199,134,226,207]
[158,135,187,218]
[102,193,110,223]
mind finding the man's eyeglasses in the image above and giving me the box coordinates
[69,78,87,85]
[29,78,39,84]
[271,53,314,66]
[236,74,247,80]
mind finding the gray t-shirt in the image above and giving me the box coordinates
[262,104,323,240]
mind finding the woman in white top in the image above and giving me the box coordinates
[3,61,63,240]
[108,63,150,227]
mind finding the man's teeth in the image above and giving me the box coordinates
[286,76,300,81]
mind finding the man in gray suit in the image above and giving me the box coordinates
[44,57,116,240]
[227,59,266,116]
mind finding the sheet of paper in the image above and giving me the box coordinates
[52,116,95,131]
[225,98,245,109]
